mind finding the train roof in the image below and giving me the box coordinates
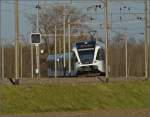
[73,40,105,49]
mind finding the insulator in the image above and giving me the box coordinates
[123,6,127,9]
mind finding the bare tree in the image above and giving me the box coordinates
[27,4,88,53]
[26,4,90,76]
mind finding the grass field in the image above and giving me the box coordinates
[0,80,149,114]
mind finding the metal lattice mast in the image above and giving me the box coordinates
[104,0,109,81]
[36,0,40,78]
[144,0,148,79]
[63,9,66,76]
[14,0,19,80]
[68,16,71,76]
[55,26,57,78]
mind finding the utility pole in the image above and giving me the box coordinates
[35,0,40,78]
[68,16,71,76]
[2,39,4,79]
[148,0,150,78]
[125,31,128,78]
[96,31,98,42]
[144,0,148,79]
[20,42,22,78]
[31,43,33,78]
[54,25,57,78]
[104,0,109,82]
[14,0,19,80]
[63,12,66,76]
[0,0,1,79]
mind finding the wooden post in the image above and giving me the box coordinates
[144,0,148,79]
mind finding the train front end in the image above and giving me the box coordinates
[72,40,105,75]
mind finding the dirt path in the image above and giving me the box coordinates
[1,109,149,117]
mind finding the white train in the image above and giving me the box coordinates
[72,40,105,76]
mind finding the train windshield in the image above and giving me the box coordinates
[78,49,94,64]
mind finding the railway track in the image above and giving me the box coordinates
[0,76,146,85]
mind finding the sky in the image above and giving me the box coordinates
[0,0,149,43]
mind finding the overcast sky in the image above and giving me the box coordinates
[0,0,148,43]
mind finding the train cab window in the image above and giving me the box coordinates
[96,48,105,60]
[78,49,94,64]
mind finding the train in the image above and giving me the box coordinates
[47,30,106,77]
[72,39,105,76]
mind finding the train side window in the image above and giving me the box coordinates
[96,48,105,60]
[96,49,100,60]
[72,52,78,62]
